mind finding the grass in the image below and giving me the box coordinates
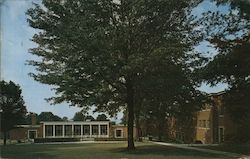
[192,144,250,155]
[0,142,239,159]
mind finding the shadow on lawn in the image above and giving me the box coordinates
[110,144,232,158]
[1,144,58,159]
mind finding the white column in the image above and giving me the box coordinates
[53,125,55,138]
[62,125,65,137]
[43,124,45,138]
[72,124,74,137]
[90,125,92,137]
[81,125,83,137]
[98,125,101,137]
[107,124,109,138]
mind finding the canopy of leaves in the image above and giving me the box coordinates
[201,0,250,142]
[38,112,62,121]
[26,0,207,148]
[26,0,206,114]
[0,81,27,132]
[96,114,108,121]
[85,115,95,121]
[72,112,86,121]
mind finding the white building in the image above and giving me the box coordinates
[41,121,109,138]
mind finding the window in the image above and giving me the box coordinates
[92,125,98,135]
[219,105,224,116]
[100,125,107,135]
[206,120,210,128]
[198,120,202,127]
[219,127,224,143]
[55,125,63,136]
[74,125,81,136]
[45,125,53,137]
[83,125,90,135]
[64,125,72,136]
[202,120,206,128]
[116,129,122,138]
[28,130,37,139]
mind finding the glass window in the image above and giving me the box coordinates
[64,125,72,136]
[100,125,107,135]
[45,125,53,137]
[199,120,202,127]
[203,120,206,127]
[116,129,122,137]
[92,125,98,135]
[74,125,81,136]
[219,105,224,115]
[83,125,90,135]
[55,125,63,136]
[207,120,210,128]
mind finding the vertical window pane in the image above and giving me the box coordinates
[100,125,107,135]
[83,125,90,135]
[116,130,122,137]
[55,125,63,136]
[45,125,53,137]
[92,125,98,135]
[65,125,72,136]
[74,125,81,136]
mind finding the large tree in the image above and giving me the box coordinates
[201,0,250,142]
[27,0,204,149]
[0,81,27,145]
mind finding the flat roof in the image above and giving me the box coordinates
[40,121,110,124]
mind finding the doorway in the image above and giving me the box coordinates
[219,127,224,143]
[28,130,37,139]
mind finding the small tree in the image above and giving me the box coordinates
[96,114,108,121]
[0,81,27,145]
[85,115,95,121]
[38,112,62,121]
[72,112,86,121]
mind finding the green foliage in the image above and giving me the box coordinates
[72,112,86,121]
[26,0,206,148]
[0,80,27,145]
[96,114,108,121]
[201,0,250,143]
[38,112,62,121]
[85,115,95,121]
[0,81,27,131]
[23,112,39,125]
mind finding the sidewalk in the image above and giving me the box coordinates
[152,142,250,159]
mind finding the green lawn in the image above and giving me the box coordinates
[192,144,250,155]
[0,142,238,159]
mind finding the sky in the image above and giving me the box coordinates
[1,0,228,121]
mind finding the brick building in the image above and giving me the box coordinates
[167,92,237,144]
[195,92,237,144]
[8,120,138,142]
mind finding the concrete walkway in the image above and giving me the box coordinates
[153,142,250,159]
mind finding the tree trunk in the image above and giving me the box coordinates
[126,80,135,150]
[3,131,7,146]
[135,113,142,142]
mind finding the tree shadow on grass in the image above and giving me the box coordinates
[1,144,59,159]
[110,144,236,159]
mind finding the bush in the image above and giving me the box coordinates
[94,138,127,141]
[34,138,81,143]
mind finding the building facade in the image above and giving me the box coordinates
[8,121,138,142]
[41,121,110,138]
[195,92,237,144]
[167,92,237,144]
